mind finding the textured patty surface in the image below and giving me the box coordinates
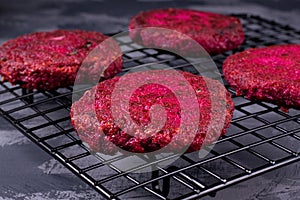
[0,29,122,90]
[71,70,234,154]
[223,44,300,109]
[129,8,244,55]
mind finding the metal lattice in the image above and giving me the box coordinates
[0,14,299,200]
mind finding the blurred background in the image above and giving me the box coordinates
[0,0,300,40]
[0,0,299,199]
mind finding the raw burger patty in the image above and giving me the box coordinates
[71,70,234,154]
[129,8,244,55]
[223,44,300,109]
[0,30,122,90]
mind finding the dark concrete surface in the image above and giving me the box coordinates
[0,0,299,199]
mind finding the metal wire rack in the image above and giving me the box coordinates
[0,14,300,200]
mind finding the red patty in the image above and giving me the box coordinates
[0,30,122,90]
[223,44,300,109]
[70,70,234,154]
[129,8,244,55]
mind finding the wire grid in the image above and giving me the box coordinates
[0,14,300,200]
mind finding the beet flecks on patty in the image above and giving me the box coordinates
[129,8,245,55]
[0,29,122,90]
[223,44,300,109]
[71,70,234,154]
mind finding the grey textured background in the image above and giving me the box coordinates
[0,0,299,199]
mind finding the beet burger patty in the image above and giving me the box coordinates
[129,8,244,55]
[71,70,234,154]
[0,30,122,90]
[223,44,300,109]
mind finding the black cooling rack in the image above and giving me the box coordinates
[0,14,300,200]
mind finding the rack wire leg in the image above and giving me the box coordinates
[151,170,171,197]
[21,88,34,104]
